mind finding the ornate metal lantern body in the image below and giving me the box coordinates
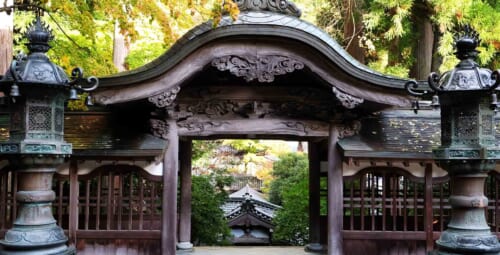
[0,15,97,255]
[408,26,500,254]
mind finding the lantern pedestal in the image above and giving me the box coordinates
[0,158,74,255]
[434,173,500,254]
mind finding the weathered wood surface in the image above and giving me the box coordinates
[178,118,329,138]
[328,125,343,255]
[178,140,193,245]
[162,119,178,255]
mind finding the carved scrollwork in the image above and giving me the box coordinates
[338,121,361,139]
[212,55,305,83]
[282,121,322,135]
[150,119,169,140]
[332,87,364,109]
[148,86,181,108]
[233,0,302,17]
[178,121,230,132]
[187,100,237,118]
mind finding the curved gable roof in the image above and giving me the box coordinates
[94,5,414,107]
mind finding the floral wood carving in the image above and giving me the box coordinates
[338,121,362,139]
[233,0,302,17]
[211,55,305,83]
[148,86,181,108]
[150,119,169,140]
[332,87,364,109]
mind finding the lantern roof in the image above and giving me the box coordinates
[429,25,498,92]
[0,15,70,86]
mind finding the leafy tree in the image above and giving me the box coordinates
[269,152,309,245]
[268,153,308,205]
[273,174,309,245]
[317,0,500,78]
[191,169,233,245]
[11,0,239,76]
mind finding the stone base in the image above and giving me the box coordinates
[176,242,194,251]
[305,243,326,253]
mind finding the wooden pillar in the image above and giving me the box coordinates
[424,163,434,252]
[0,0,13,75]
[68,160,79,245]
[162,119,179,255]
[177,140,193,250]
[306,141,324,252]
[328,124,343,255]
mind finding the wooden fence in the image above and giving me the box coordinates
[0,165,163,253]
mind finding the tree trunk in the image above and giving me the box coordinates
[0,1,13,76]
[410,1,434,80]
[343,0,365,63]
[113,21,129,72]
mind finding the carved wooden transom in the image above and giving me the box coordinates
[211,55,304,83]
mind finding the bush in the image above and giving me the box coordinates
[191,174,232,245]
[269,153,310,245]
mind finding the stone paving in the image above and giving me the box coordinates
[178,246,323,255]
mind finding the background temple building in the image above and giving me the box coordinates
[0,0,499,255]
[222,185,280,245]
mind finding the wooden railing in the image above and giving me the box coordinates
[2,166,500,251]
[0,165,163,252]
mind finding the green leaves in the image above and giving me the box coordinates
[270,153,309,245]
[191,175,232,245]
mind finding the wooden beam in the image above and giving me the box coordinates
[343,231,427,240]
[76,230,161,239]
[162,119,179,255]
[328,124,343,255]
[177,118,329,137]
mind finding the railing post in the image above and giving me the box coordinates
[68,160,79,246]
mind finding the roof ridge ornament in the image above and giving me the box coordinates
[234,0,302,17]
[25,15,54,54]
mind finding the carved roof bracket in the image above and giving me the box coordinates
[332,87,364,109]
[233,0,302,17]
[150,119,169,140]
[211,55,305,83]
[148,86,181,108]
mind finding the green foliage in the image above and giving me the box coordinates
[191,170,233,245]
[192,140,223,162]
[67,92,89,111]
[268,153,308,205]
[12,0,229,76]
[125,42,167,70]
[273,175,309,245]
[270,153,309,245]
[318,0,500,78]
